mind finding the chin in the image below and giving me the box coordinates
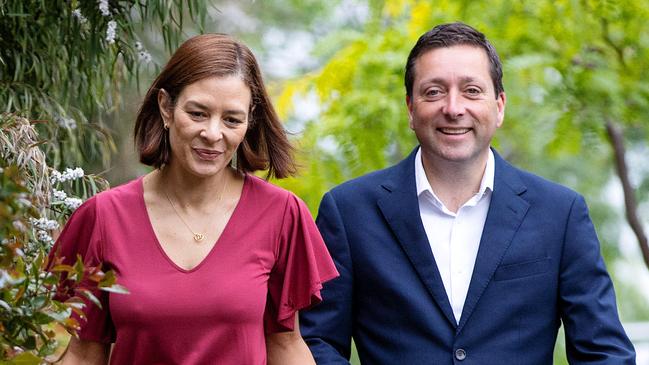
[183,164,225,179]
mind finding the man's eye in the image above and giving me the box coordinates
[425,89,441,97]
[466,87,481,95]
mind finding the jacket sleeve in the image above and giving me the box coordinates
[300,192,354,364]
[559,194,635,364]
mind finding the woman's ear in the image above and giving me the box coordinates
[157,89,173,125]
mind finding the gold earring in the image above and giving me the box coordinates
[163,123,169,130]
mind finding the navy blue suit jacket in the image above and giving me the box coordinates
[300,148,635,364]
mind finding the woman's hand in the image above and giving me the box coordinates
[59,337,110,365]
[266,315,315,365]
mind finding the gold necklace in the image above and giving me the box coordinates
[163,176,229,243]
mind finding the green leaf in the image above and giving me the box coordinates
[79,289,102,309]
[99,284,129,295]
[4,352,42,365]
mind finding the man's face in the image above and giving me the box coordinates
[407,45,505,167]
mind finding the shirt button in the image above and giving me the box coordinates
[455,348,467,361]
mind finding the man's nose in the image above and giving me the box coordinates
[442,91,465,120]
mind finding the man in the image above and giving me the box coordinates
[300,23,635,364]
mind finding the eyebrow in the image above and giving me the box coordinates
[421,76,484,86]
[184,101,247,116]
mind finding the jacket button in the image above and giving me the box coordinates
[455,348,467,361]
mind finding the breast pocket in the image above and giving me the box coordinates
[494,257,551,281]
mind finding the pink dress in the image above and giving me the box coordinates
[51,175,338,364]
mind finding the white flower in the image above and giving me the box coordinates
[52,167,85,183]
[72,8,87,24]
[106,20,117,44]
[0,167,3,174]
[64,197,83,210]
[98,0,110,16]
[36,230,54,244]
[50,170,62,184]
[64,167,85,180]
[138,50,152,64]
[135,41,143,51]
[30,217,60,231]
[52,189,67,201]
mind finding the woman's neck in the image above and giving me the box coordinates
[152,165,235,211]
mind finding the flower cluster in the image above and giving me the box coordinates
[50,168,86,212]
[29,217,58,246]
[72,8,88,24]
[36,230,54,245]
[29,218,59,231]
[63,198,83,210]
[98,0,110,16]
[135,41,152,64]
[106,20,117,44]
[51,167,84,184]
[52,189,67,201]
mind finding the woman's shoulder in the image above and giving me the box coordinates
[96,176,142,199]
[245,174,294,200]
[82,177,143,214]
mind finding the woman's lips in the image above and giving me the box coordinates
[193,148,222,160]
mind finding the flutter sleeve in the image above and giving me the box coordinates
[48,195,115,343]
[264,193,339,333]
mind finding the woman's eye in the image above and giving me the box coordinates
[225,117,244,125]
[188,111,206,119]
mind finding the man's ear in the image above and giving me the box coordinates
[158,89,173,124]
[496,91,506,128]
[406,94,414,129]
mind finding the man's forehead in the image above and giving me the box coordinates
[413,46,490,78]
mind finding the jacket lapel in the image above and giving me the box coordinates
[377,148,457,328]
[457,151,529,333]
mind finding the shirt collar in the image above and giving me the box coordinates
[415,147,495,201]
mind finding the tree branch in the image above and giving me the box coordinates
[605,119,649,270]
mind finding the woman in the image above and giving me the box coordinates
[51,34,338,364]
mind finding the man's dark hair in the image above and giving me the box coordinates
[404,22,504,99]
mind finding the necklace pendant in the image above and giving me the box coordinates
[193,233,205,242]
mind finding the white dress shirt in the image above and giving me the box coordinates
[414,147,494,324]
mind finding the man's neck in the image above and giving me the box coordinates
[421,150,489,213]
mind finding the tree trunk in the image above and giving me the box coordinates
[605,119,649,270]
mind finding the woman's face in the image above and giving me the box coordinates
[159,75,251,179]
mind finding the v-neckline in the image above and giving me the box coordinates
[139,174,249,273]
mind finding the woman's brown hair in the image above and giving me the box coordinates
[134,34,295,179]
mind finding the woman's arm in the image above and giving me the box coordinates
[59,337,110,365]
[266,315,315,365]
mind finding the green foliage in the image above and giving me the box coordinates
[0,0,208,170]
[279,0,649,251]
[0,114,126,362]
